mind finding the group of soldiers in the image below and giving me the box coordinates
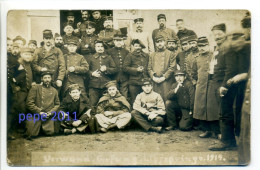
[7,10,251,154]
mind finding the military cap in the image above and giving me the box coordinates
[92,10,101,13]
[157,14,166,21]
[174,69,186,76]
[197,36,209,46]
[68,84,80,92]
[63,23,74,29]
[167,37,179,42]
[85,21,96,28]
[43,29,53,39]
[227,30,245,40]
[66,39,78,45]
[134,17,144,23]
[12,42,19,48]
[105,80,118,89]
[41,71,53,77]
[176,19,184,22]
[13,36,26,45]
[155,34,165,42]
[28,40,37,46]
[241,15,251,28]
[94,39,108,49]
[54,33,62,38]
[211,23,226,32]
[188,34,198,42]
[20,47,34,53]
[142,78,153,86]
[104,16,113,21]
[81,10,88,13]
[113,33,124,40]
[180,36,190,44]
[119,27,128,38]
[131,39,146,49]
[67,11,75,17]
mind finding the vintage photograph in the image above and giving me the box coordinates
[6,9,251,166]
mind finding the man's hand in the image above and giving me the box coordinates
[56,80,62,87]
[158,77,166,83]
[85,44,89,48]
[31,82,37,86]
[148,112,157,121]
[174,83,182,93]
[137,66,144,72]
[41,67,48,72]
[219,86,228,97]
[72,120,82,127]
[152,76,159,83]
[68,66,75,72]
[100,65,107,72]
[14,86,21,92]
[74,29,79,33]
[104,111,114,117]
[92,70,101,77]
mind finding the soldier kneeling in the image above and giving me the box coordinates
[165,70,195,131]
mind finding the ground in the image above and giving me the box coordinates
[7,127,238,166]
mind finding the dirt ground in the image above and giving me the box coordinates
[7,126,238,166]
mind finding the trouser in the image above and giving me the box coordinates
[235,81,246,137]
[129,85,142,105]
[89,87,105,108]
[219,85,238,144]
[118,81,128,99]
[165,100,193,131]
[132,110,164,131]
[200,120,220,134]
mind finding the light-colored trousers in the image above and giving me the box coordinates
[95,112,131,129]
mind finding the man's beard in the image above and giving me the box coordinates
[191,46,198,52]
[167,46,176,51]
[82,17,88,21]
[43,82,51,87]
[55,43,63,48]
[160,23,165,28]
[68,20,74,24]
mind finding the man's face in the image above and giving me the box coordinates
[43,37,53,47]
[7,40,13,53]
[92,11,101,20]
[114,39,124,48]
[69,89,81,101]
[14,40,24,48]
[198,44,210,54]
[181,41,190,52]
[156,40,165,50]
[42,75,52,87]
[95,43,104,53]
[135,21,143,31]
[189,40,198,51]
[81,11,89,21]
[176,21,185,31]
[133,43,142,52]
[86,26,95,35]
[175,75,185,84]
[167,41,177,51]
[67,16,75,24]
[64,26,74,34]
[12,46,20,56]
[54,37,63,47]
[104,20,113,29]
[212,30,226,46]
[108,86,117,97]
[28,43,37,50]
[228,34,246,52]
[67,44,77,53]
[158,18,166,28]
[142,84,153,94]
[21,52,33,63]
[243,28,250,40]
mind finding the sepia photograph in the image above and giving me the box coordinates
[4,9,251,166]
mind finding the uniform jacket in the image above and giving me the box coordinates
[107,47,130,83]
[177,28,197,40]
[96,92,130,115]
[98,28,121,48]
[91,16,105,35]
[123,50,149,86]
[26,84,60,114]
[32,46,65,83]
[88,52,117,88]
[166,79,195,111]
[63,52,89,91]
[152,27,178,50]
[176,50,191,72]
[80,34,98,58]
[185,49,199,85]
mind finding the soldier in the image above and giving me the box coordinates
[32,29,65,92]
[176,19,197,40]
[148,35,177,101]
[62,23,80,49]
[152,14,178,51]
[59,84,98,135]
[107,34,130,98]
[88,39,117,107]
[165,70,195,131]
[132,78,165,133]
[13,35,26,48]
[98,16,121,48]
[63,39,89,98]
[28,40,37,52]
[63,11,77,30]
[26,71,60,140]
[192,37,220,138]
[95,81,132,133]
[79,21,98,63]
[54,33,68,55]
[127,17,154,53]
[166,37,180,53]
[91,10,105,35]
[176,36,192,72]
[123,39,150,105]
[75,10,90,38]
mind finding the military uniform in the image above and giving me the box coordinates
[80,34,98,63]
[91,16,105,35]
[98,28,121,48]
[62,35,80,49]
[177,28,197,40]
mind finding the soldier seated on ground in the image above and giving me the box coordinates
[131,78,166,133]
[59,84,98,135]
[165,70,195,131]
[95,80,132,133]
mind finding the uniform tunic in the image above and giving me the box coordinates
[79,34,98,63]
[98,28,121,48]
